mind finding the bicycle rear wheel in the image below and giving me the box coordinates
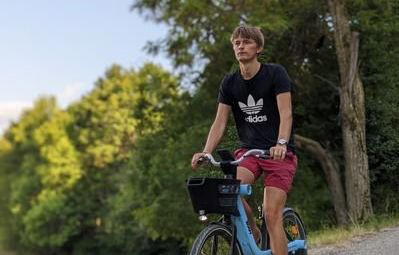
[189,224,242,255]
[260,208,307,254]
[283,208,307,255]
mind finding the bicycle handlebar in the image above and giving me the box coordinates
[201,149,269,167]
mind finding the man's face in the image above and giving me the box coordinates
[232,36,261,63]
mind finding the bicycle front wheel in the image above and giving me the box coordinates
[189,224,242,255]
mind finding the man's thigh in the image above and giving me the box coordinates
[234,148,262,184]
[260,152,297,193]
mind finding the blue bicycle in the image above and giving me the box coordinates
[187,149,307,255]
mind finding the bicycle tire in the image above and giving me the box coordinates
[283,208,307,255]
[189,223,242,255]
[260,208,307,254]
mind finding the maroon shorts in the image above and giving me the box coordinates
[234,148,297,193]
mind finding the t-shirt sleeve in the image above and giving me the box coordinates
[273,65,292,95]
[218,75,233,106]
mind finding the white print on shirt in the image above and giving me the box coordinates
[238,94,268,123]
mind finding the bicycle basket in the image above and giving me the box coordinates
[186,177,240,216]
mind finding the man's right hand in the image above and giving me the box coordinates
[191,152,207,170]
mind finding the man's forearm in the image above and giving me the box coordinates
[278,112,292,141]
[203,122,226,153]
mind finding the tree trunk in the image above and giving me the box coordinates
[295,134,348,225]
[327,0,373,221]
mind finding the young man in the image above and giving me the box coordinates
[191,26,297,255]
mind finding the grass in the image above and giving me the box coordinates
[307,213,399,248]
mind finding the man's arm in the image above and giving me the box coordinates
[191,103,231,169]
[276,92,293,142]
[203,103,231,153]
[270,92,293,160]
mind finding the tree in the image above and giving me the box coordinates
[327,0,373,221]
[295,135,348,225]
[353,0,399,213]
[64,63,184,254]
[0,97,74,253]
[0,63,185,254]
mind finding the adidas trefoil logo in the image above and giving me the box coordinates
[239,95,263,114]
[239,94,267,123]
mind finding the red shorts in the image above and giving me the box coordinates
[234,148,297,193]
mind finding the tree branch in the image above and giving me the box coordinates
[295,134,348,225]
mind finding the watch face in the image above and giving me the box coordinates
[278,139,287,145]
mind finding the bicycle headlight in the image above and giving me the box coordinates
[198,210,208,222]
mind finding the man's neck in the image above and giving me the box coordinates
[239,60,261,80]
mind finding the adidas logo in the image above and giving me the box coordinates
[239,95,263,114]
[239,95,267,123]
[245,115,267,123]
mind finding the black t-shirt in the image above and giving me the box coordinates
[218,63,295,152]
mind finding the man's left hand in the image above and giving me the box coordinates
[270,144,287,160]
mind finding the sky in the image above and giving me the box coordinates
[0,0,170,134]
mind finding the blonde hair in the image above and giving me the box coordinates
[231,26,264,49]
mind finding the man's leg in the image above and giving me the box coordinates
[264,186,288,255]
[236,166,261,241]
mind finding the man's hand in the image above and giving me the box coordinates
[191,152,207,170]
[269,144,287,160]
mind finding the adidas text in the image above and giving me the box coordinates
[245,115,267,123]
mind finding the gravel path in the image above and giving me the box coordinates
[1,227,399,255]
[309,226,399,255]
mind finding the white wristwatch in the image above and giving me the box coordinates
[277,138,288,146]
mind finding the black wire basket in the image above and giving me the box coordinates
[186,177,241,216]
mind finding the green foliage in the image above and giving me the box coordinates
[288,153,334,230]
[0,138,16,249]
[64,63,185,254]
[69,63,180,168]
[119,112,209,243]
[22,192,80,249]
[1,98,61,252]
[355,0,399,213]
[0,63,186,254]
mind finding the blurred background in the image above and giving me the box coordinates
[0,0,398,254]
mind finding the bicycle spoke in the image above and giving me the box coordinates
[210,235,219,255]
[284,216,298,241]
[196,230,232,255]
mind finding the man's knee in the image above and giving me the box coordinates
[264,206,283,228]
[263,186,287,229]
[265,207,282,223]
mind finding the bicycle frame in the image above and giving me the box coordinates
[235,184,307,255]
